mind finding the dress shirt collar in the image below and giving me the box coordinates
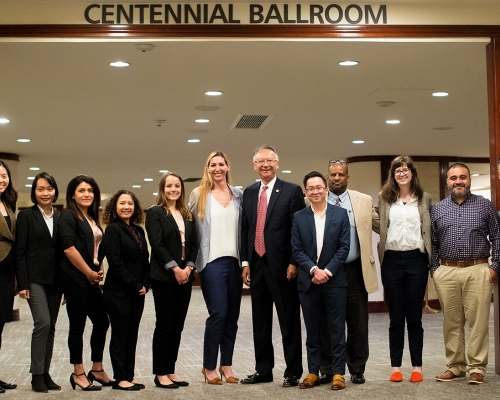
[311,202,327,216]
[37,204,54,218]
[260,176,276,192]
[450,191,472,205]
[328,190,348,205]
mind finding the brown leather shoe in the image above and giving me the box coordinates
[331,374,345,390]
[299,374,320,389]
[435,370,466,382]
[468,373,484,384]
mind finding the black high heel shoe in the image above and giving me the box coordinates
[69,373,101,391]
[87,370,115,387]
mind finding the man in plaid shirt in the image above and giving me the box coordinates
[431,163,500,385]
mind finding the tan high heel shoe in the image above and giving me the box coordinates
[219,366,239,384]
[202,368,222,385]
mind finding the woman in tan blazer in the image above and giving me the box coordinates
[0,160,18,393]
[372,155,431,384]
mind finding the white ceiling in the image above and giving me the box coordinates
[0,38,491,207]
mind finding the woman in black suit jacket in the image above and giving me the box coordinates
[102,190,150,391]
[146,172,198,389]
[58,174,112,391]
[16,172,62,393]
[0,160,18,393]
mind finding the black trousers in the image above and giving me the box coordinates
[59,270,110,365]
[250,253,303,378]
[320,258,369,375]
[103,289,145,382]
[151,279,191,375]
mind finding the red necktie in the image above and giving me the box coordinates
[255,185,268,257]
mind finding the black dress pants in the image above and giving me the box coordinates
[103,289,145,382]
[60,270,109,365]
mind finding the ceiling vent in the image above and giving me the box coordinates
[231,114,273,130]
[183,177,202,183]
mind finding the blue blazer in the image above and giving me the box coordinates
[291,203,350,292]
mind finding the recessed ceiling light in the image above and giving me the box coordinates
[471,173,480,177]
[159,170,169,173]
[352,140,365,144]
[110,61,130,67]
[386,120,400,124]
[0,118,10,124]
[432,92,449,97]
[256,179,261,182]
[188,139,200,143]
[132,185,141,188]
[153,192,158,196]
[282,170,292,174]
[29,167,39,170]
[205,91,223,96]
[195,119,210,123]
[235,186,243,189]
[144,178,154,182]
[25,184,32,187]
[17,139,30,143]
[338,60,358,66]
[27,177,35,180]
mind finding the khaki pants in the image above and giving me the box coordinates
[433,263,492,376]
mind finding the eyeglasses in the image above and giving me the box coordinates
[394,168,411,176]
[253,159,278,166]
[329,159,347,165]
[305,186,326,193]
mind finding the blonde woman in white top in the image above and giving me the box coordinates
[189,151,243,385]
[373,156,431,384]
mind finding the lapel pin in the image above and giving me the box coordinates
[276,189,279,192]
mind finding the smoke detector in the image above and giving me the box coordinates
[135,43,155,53]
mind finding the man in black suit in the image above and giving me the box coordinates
[240,145,305,387]
[291,171,350,390]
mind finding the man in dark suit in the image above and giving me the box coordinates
[291,171,350,390]
[240,145,305,387]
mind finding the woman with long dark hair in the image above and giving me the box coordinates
[373,155,431,383]
[58,174,112,391]
[0,160,18,393]
[146,172,198,389]
[189,151,243,385]
[16,172,61,392]
[102,190,150,391]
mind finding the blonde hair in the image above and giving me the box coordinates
[155,172,192,220]
[196,151,232,219]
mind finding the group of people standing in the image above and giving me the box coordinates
[0,147,498,393]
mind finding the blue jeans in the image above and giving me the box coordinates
[199,257,242,369]
[381,249,428,367]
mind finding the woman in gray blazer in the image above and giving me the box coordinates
[189,151,243,385]
[372,155,431,384]
[16,172,61,392]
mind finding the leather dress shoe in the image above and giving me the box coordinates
[468,373,484,384]
[282,376,298,387]
[43,373,61,390]
[0,381,16,390]
[435,370,466,382]
[331,374,345,390]
[112,383,141,391]
[319,374,333,384]
[240,372,273,384]
[350,373,365,384]
[299,374,320,389]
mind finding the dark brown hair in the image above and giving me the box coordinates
[65,174,101,228]
[103,190,144,225]
[155,172,192,220]
[381,155,424,204]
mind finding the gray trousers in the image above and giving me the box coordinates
[27,283,61,374]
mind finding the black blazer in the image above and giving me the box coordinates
[241,177,306,280]
[103,220,150,293]
[291,204,351,292]
[58,208,104,288]
[15,205,60,290]
[145,205,198,283]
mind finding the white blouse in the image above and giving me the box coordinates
[385,197,425,253]
[208,194,238,263]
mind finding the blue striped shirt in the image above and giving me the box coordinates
[430,192,500,275]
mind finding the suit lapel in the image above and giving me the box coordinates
[305,207,317,247]
[347,190,360,225]
[0,206,14,240]
[32,206,53,240]
[265,177,283,224]
[166,213,182,243]
[52,211,59,246]
[81,216,95,260]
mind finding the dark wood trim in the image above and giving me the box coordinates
[0,153,20,162]
[1,24,500,39]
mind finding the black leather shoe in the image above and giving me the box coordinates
[31,375,48,393]
[319,374,333,385]
[112,383,141,391]
[43,373,61,390]
[154,376,179,389]
[282,376,299,387]
[0,380,16,390]
[240,372,273,384]
[351,373,366,384]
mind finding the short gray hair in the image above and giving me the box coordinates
[253,144,279,161]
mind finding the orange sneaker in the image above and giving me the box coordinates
[410,372,423,382]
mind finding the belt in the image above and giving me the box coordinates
[440,258,488,268]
